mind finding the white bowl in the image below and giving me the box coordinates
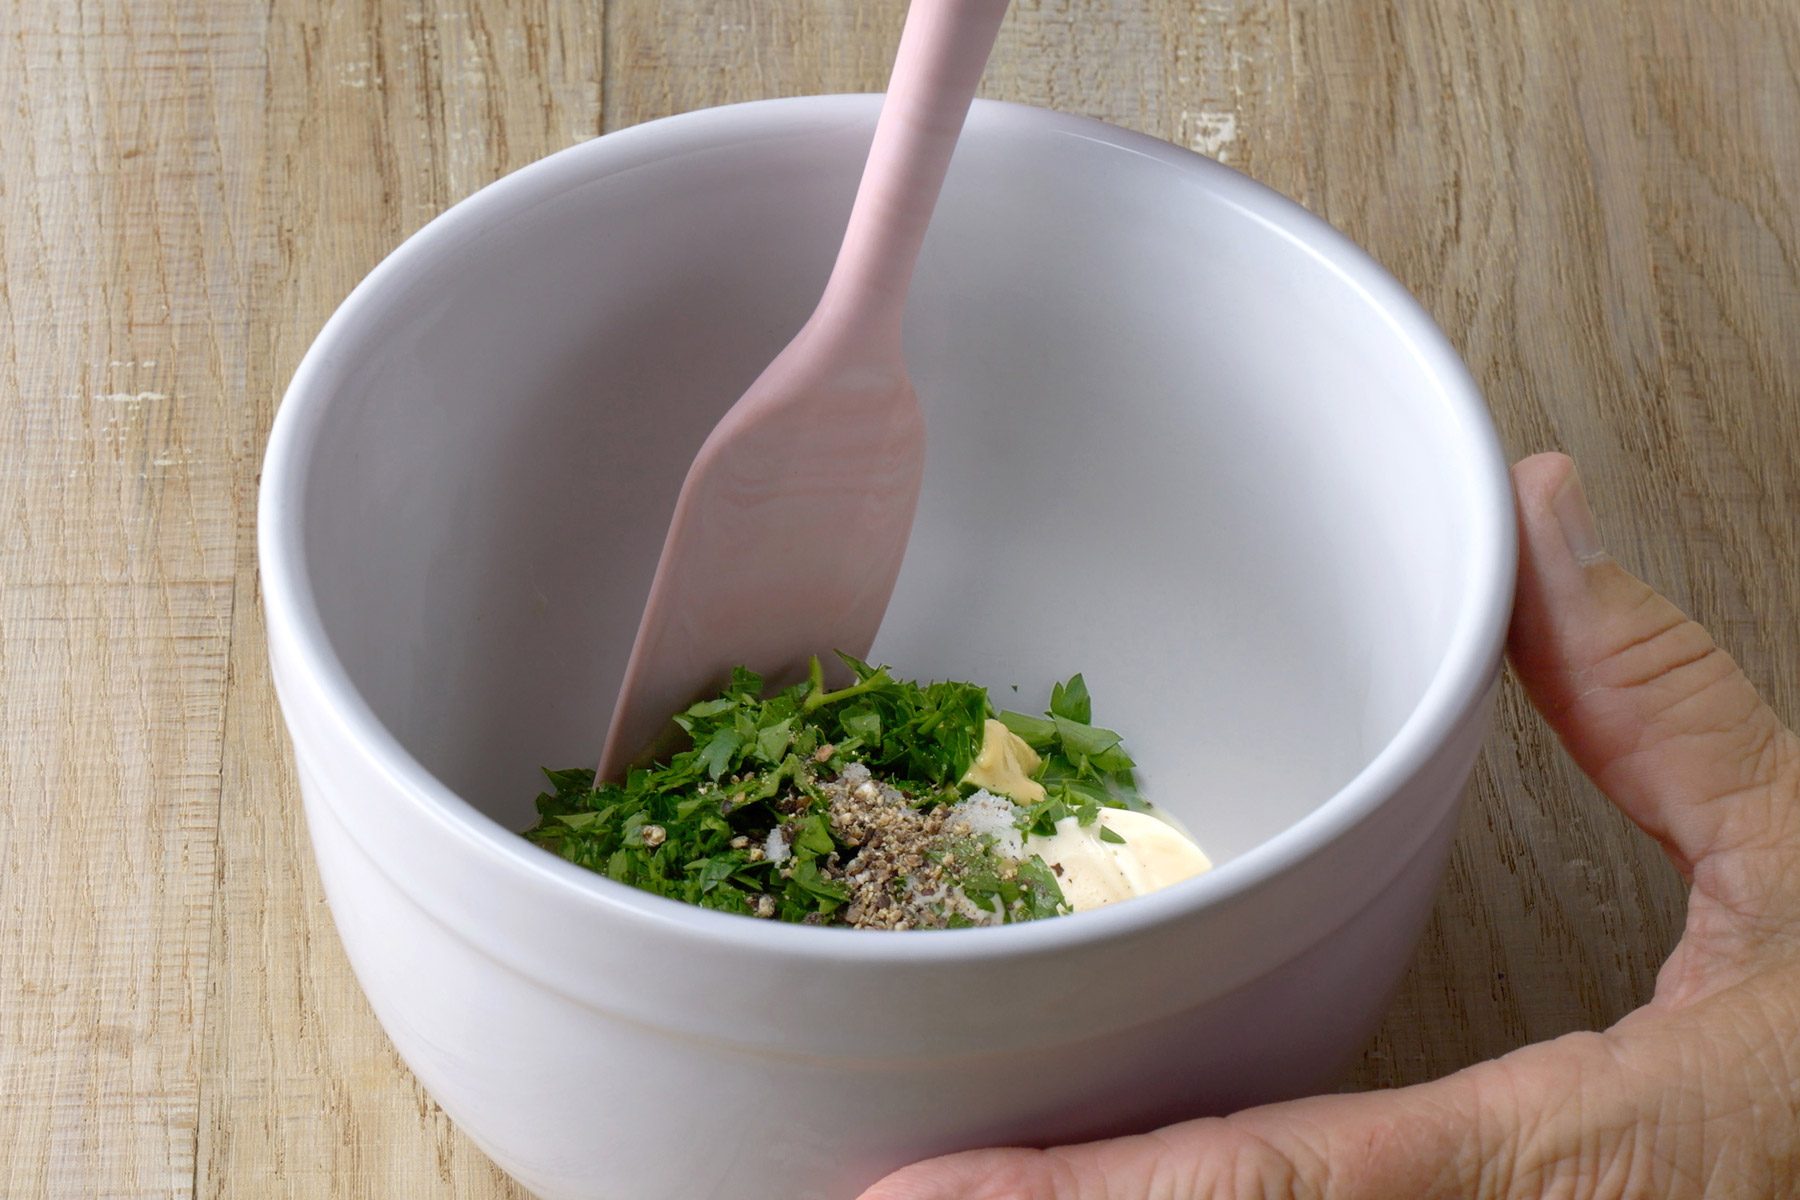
[259,96,1515,1199]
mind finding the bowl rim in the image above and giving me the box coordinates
[258,93,1517,965]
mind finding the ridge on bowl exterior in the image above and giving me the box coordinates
[259,96,1515,1199]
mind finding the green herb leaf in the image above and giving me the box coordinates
[1016,793,1075,838]
[790,812,836,859]
[754,717,794,763]
[689,856,740,893]
[1098,825,1127,844]
[996,709,1056,749]
[1051,715,1123,760]
[697,727,744,780]
[542,766,596,793]
[1090,742,1136,773]
[1049,674,1092,724]
[724,666,763,699]
[788,858,849,907]
[1013,854,1069,919]
[674,697,735,732]
[840,706,882,743]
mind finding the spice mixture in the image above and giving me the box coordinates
[523,655,1142,929]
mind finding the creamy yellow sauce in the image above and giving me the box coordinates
[960,718,1046,804]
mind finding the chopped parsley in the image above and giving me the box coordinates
[522,654,1140,928]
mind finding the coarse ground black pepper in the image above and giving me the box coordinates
[766,763,1033,929]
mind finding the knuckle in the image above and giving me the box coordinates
[1684,732,1800,923]
[1493,1035,1645,1199]
[1170,1118,1323,1200]
[1581,602,1729,707]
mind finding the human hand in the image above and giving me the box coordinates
[861,453,1800,1199]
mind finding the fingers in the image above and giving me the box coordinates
[856,1115,1356,1200]
[1506,454,1800,904]
[860,1103,1365,1200]
[859,1034,1655,1200]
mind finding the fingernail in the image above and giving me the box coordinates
[1552,468,1607,566]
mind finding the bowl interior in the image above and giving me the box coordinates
[291,99,1488,866]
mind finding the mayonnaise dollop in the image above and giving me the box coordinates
[959,719,1212,911]
[1025,807,1213,911]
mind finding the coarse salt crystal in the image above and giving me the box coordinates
[948,790,1024,858]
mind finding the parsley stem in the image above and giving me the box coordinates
[803,664,893,713]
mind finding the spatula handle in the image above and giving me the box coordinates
[817,0,1010,347]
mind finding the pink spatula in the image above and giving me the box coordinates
[599,0,1012,777]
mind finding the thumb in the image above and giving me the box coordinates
[1506,454,1800,958]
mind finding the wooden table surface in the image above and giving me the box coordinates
[3,0,1796,1194]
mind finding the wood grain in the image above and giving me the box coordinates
[1,0,1795,1193]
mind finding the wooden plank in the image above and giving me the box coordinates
[604,0,904,127]
[0,1,263,1194]
[192,1,599,1195]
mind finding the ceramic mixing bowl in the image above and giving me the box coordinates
[259,96,1515,1199]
